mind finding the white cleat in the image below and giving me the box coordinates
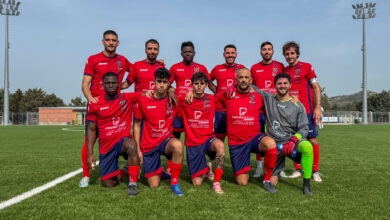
[312,172,323,182]
[279,171,288,178]
[253,167,264,178]
[212,182,224,194]
[78,176,90,188]
[289,170,303,178]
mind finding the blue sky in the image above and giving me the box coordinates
[0,0,388,103]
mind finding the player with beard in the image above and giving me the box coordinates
[251,72,314,195]
[250,41,284,178]
[283,41,322,182]
[80,30,132,188]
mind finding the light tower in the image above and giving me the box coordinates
[0,0,21,125]
[352,2,376,124]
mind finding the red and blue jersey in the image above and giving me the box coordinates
[210,63,246,93]
[84,52,132,97]
[126,59,172,92]
[134,95,177,153]
[284,61,317,114]
[169,62,210,97]
[250,60,284,95]
[216,89,264,145]
[87,92,142,154]
[177,94,223,147]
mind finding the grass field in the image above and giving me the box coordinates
[0,125,389,219]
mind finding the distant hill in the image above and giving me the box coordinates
[328,90,377,106]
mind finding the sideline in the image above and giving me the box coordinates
[0,161,100,210]
[62,127,84,132]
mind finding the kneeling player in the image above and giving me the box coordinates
[178,72,225,194]
[133,68,185,196]
[252,72,314,195]
[87,72,143,196]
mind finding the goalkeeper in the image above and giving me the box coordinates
[251,72,313,195]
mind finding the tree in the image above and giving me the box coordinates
[19,88,65,112]
[0,89,3,112]
[10,89,23,112]
[320,87,331,110]
[69,96,87,107]
[368,90,390,112]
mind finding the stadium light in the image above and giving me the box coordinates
[352,2,376,124]
[0,0,20,125]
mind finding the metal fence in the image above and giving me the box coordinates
[322,111,390,124]
[0,112,39,125]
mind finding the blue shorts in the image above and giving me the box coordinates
[307,113,318,138]
[259,113,267,133]
[85,104,99,137]
[143,138,172,178]
[99,137,129,180]
[186,137,217,179]
[173,116,184,132]
[229,134,265,176]
[214,111,227,135]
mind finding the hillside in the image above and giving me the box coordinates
[328,90,377,106]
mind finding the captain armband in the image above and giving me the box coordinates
[310,78,318,84]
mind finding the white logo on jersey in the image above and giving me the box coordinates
[159,120,165,128]
[265,80,272,88]
[272,121,280,130]
[147,106,156,109]
[98,62,107,66]
[100,106,109,111]
[177,69,184,71]
[140,69,149,72]
[149,81,155,89]
[112,116,120,125]
[256,70,264,72]
[194,111,202,119]
[185,79,191,87]
[219,69,226,72]
[227,79,234,87]
[239,107,247,116]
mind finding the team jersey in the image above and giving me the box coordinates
[87,92,142,154]
[216,89,264,145]
[169,62,210,97]
[134,95,177,153]
[126,59,172,92]
[210,63,246,93]
[84,52,132,97]
[177,94,223,147]
[284,61,317,114]
[250,60,284,95]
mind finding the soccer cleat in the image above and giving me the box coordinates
[170,184,184,196]
[302,179,312,195]
[206,162,214,180]
[128,182,139,196]
[78,176,90,188]
[289,169,303,178]
[312,172,323,182]
[279,171,288,178]
[253,167,264,178]
[263,181,277,194]
[212,182,224,194]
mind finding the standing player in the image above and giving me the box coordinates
[209,44,245,140]
[86,72,143,196]
[80,30,132,187]
[169,41,209,140]
[177,72,225,194]
[251,73,314,195]
[216,68,278,193]
[283,41,322,182]
[250,41,284,178]
[133,68,185,196]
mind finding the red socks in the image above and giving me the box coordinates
[214,168,223,183]
[170,163,182,185]
[256,153,262,161]
[263,148,277,182]
[166,160,172,174]
[313,144,319,172]
[128,165,140,183]
[293,161,302,170]
[81,137,89,177]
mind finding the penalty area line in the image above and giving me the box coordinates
[0,161,100,211]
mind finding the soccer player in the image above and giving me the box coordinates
[251,72,314,195]
[86,72,143,196]
[250,41,284,178]
[216,68,278,193]
[169,41,209,140]
[80,30,132,187]
[209,44,245,140]
[283,41,322,182]
[177,72,225,194]
[133,68,185,196]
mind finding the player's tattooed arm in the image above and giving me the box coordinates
[215,154,225,170]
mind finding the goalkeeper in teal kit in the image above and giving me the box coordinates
[251,71,314,195]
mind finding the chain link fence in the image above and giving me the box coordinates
[323,111,390,124]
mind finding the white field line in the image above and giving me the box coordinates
[61,128,84,132]
[0,161,99,211]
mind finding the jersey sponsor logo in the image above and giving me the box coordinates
[100,106,109,111]
[185,80,191,87]
[277,103,286,109]
[177,69,185,71]
[272,68,279,76]
[256,69,264,72]
[140,69,149,72]
[227,79,234,87]
[112,116,120,126]
[239,107,247,116]
[219,69,226,72]
[194,111,202,119]
[149,81,155,89]
[159,120,165,128]
[249,95,256,105]
[265,80,272,88]
[98,62,107,66]
[147,106,156,109]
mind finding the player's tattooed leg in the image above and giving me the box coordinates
[215,154,225,169]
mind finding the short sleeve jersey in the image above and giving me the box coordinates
[134,95,177,153]
[126,59,172,92]
[210,63,246,93]
[84,52,132,97]
[250,60,284,95]
[216,89,264,145]
[284,61,317,114]
[169,62,210,97]
[177,94,223,147]
[87,92,142,154]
